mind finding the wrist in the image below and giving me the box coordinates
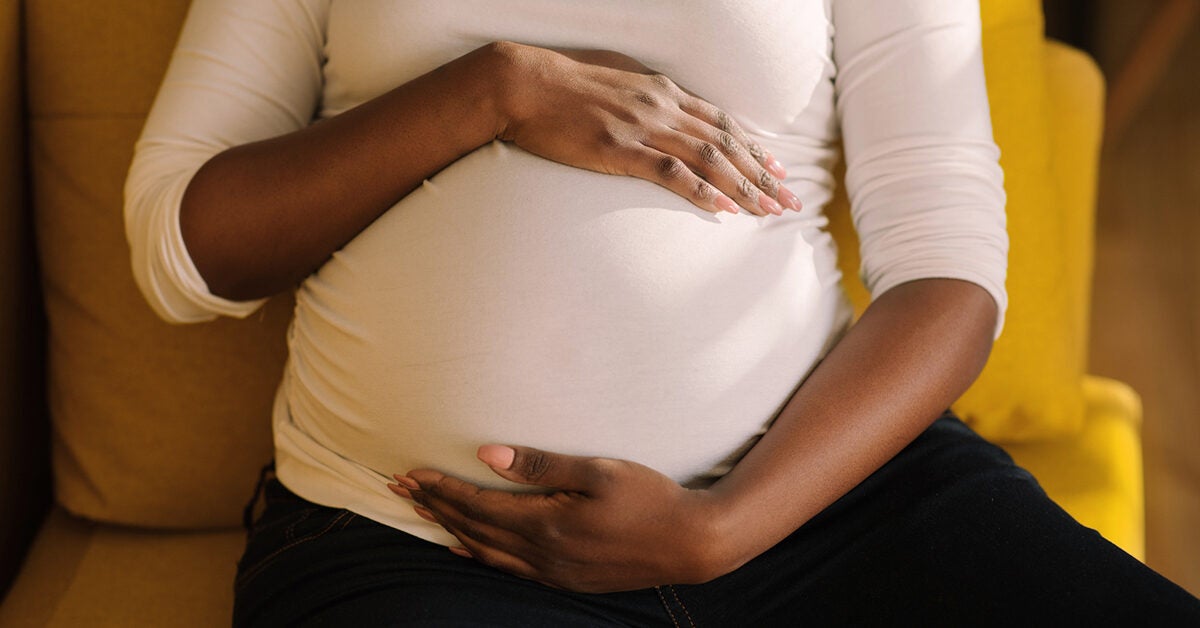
[677,488,744,584]
[472,40,540,141]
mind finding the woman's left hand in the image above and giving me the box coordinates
[390,445,729,593]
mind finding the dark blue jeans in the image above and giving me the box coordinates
[233,414,1200,626]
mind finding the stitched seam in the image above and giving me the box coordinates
[250,506,310,542]
[654,586,682,628]
[236,511,351,589]
[668,585,696,628]
[284,508,315,542]
[240,511,348,586]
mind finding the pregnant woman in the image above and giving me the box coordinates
[125,1,1200,625]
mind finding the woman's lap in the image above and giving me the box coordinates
[234,478,667,626]
[672,415,1200,625]
[233,414,1200,627]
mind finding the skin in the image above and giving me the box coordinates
[181,41,797,301]
[393,278,997,593]
[183,37,998,594]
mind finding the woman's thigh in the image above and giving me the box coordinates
[235,415,1200,626]
[671,414,1200,626]
[233,478,672,627]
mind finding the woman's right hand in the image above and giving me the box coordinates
[487,42,800,217]
[175,38,802,303]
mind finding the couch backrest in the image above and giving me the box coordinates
[27,0,290,528]
[26,0,1094,530]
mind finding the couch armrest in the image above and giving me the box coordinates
[1006,376,1145,560]
[0,0,52,600]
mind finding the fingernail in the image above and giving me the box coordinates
[387,483,412,499]
[758,194,783,216]
[413,505,437,522]
[765,154,787,178]
[778,188,803,212]
[478,444,516,469]
[392,474,420,490]
[714,195,739,215]
[449,546,472,558]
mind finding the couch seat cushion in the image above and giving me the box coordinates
[0,508,242,627]
[1005,376,1145,560]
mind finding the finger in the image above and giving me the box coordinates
[680,97,767,165]
[411,489,576,589]
[678,96,789,180]
[387,473,420,500]
[387,482,412,500]
[405,470,544,529]
[669,117,801,213]
[681,117,801,213]
[646,129,783,216]
[411,494,527,549]
[444,528,555,586]
[410,500,549,582]
[649,73,787,182]
[444,523,574,591]
[477,445,622,494]
[618,144,743,216]
[405,470,593,563]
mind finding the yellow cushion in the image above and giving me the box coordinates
[828,0,1088,441]
[1043,41,1103,359]
[0,508,242,627]
[1005,377,1145,560]
[28,0,287,528]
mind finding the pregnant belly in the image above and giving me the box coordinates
[284,141,848,491]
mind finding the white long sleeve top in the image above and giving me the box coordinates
[125,0,1007,546]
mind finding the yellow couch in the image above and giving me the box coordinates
[0,1,1141,625]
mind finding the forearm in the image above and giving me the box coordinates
[392,280,997,592]
[179,40,795,303]
[704,278,997,574]
[180,43,509,301]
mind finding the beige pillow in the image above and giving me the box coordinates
[32,0,288,528]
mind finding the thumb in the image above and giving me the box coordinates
[478,444,598,492]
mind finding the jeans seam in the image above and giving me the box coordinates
[667,585,696,627]
[652,588,681,624]
[246,506,313,545]
[654,586,682,628]
[236,510,353,590]
[284,508,316,543]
